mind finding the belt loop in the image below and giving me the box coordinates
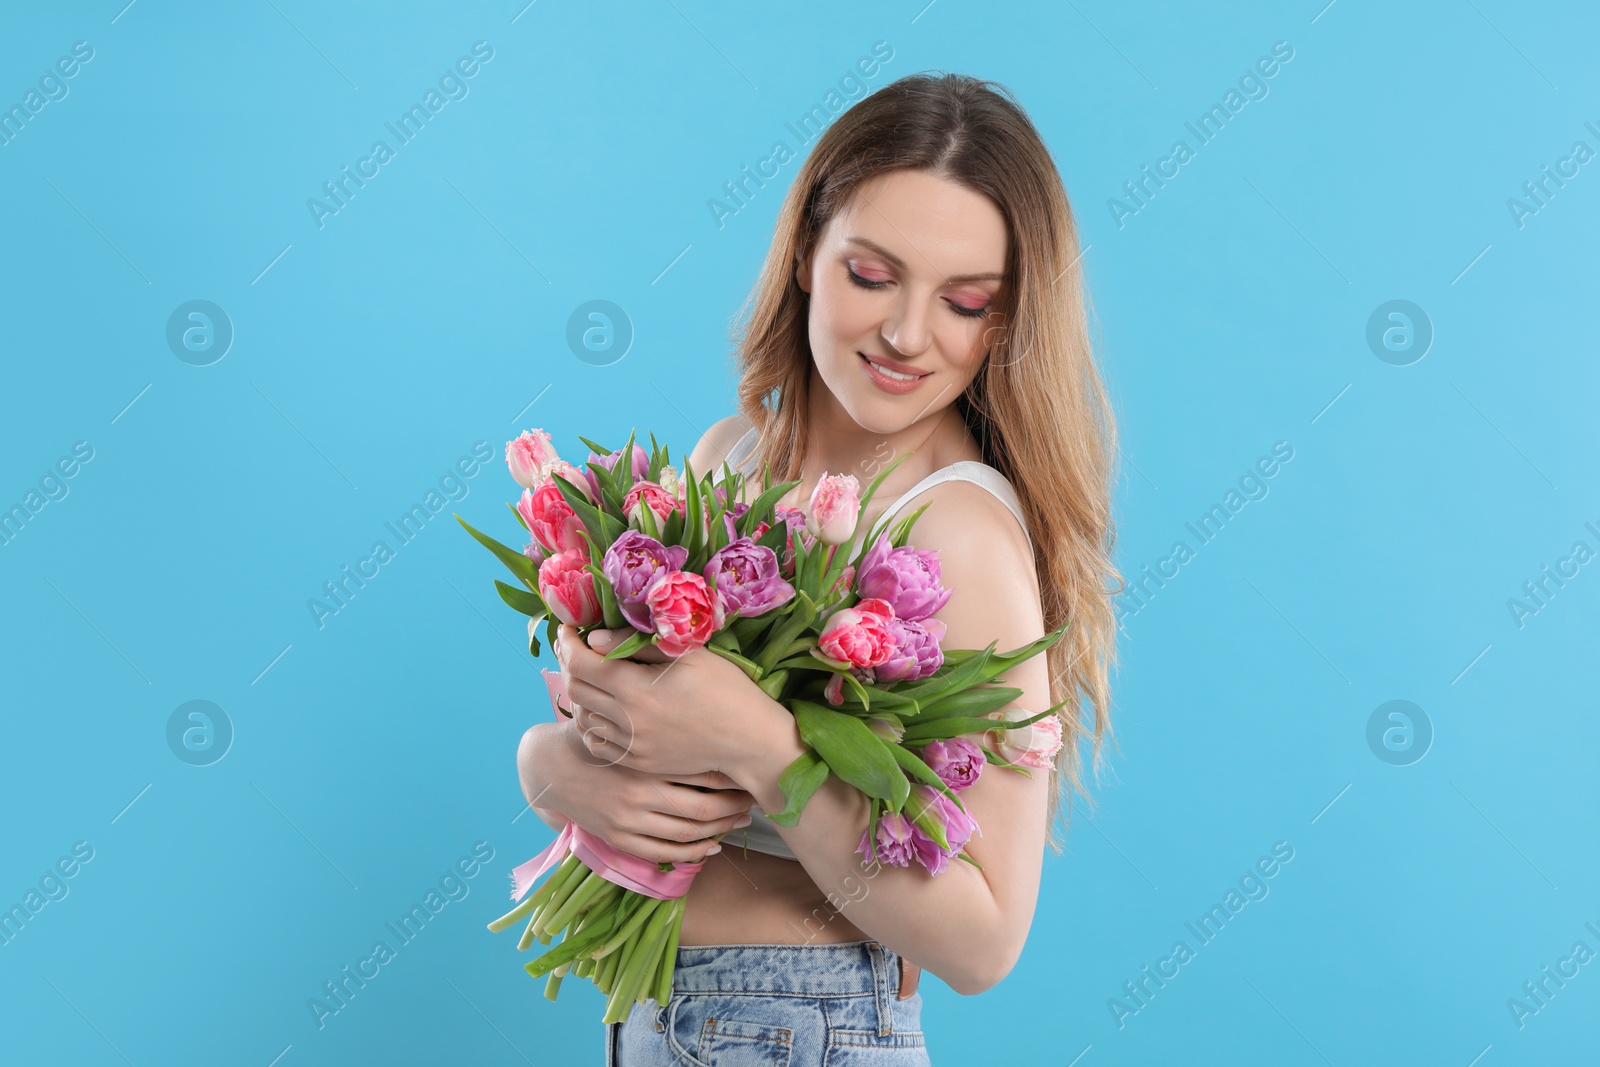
[865,941,893,1036]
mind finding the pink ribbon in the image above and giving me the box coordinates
[509,822,704,902]
[508,666,705,902]
[542,668,573,719]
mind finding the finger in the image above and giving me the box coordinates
[566,676,620,720]
[563,627,656,689]
[651,780,756,823]
[650,809,755,843]
[668,770,750,792]
[589,627,670,664]
[614,830,724,866]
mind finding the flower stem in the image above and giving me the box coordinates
[542,869,608,936]
[603,896,675,1023]
[487,871,560,933]
[593,895,661,958]
[653,897,684,1006]
[525,856,586,939]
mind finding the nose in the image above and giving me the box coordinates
[881,293,932,359]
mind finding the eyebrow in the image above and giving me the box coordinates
[843,236,1005,285]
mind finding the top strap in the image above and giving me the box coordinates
[875,461,1034,559]
[718,425,1033,558]
[725,425,761,477]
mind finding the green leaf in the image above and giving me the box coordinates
[901,711,1054,744]
[754,590,817,673]
[583,532,625,630]
[683,459,704,562]
[601,629,650,661]
[551,472,624,552]
[456,514,538,588]
[793,701,909,808]
[495,580,548,619]
[982,746,1032,775]
[765,751,830,827]
[890,743,957,797]
[914,686,1024,722]
[740,478,803,536]
[756,668,790,700]
[707,644,764,681]
[508,500,530,532]
[845,450,914,566]
[895,642,997,703]
[526,616,543,658]
[576,434,611,457]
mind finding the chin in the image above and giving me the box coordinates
[834,393,920,437]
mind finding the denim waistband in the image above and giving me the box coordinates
[671,940,904,999]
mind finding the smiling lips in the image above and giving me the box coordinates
[858,352,930,394]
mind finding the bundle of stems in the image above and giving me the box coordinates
[487,853,686,1024]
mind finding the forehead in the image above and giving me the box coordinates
[825,170,1008,280]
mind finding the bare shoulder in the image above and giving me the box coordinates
[688,413,753,476]
[887,478,1043,649]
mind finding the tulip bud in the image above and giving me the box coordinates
[866,715,904,742]
[658,464,681,499]
[806,473,861,545]
[506,429,558,490]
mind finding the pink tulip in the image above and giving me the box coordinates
[644,570,723,657]
[542,459,593,499]
[517,481,587,555]
[538,549,601,627]
[991,708,1065,770]
[806,473,860,545]
[817,598,896,669]
[623,480,681,527]
[505,429,559,490]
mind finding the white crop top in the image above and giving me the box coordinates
[715,423,1034,861]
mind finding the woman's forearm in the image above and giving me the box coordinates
[730,706,1035,995]
[517,721,573,831]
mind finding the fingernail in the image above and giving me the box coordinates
[706,844,722,855]
[734,815,753,828]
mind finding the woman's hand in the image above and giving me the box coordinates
[556,624,797,782]
[518,717,756,865]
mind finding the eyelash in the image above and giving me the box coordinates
[845,265,991,319]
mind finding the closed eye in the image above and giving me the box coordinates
[846,265,991,319]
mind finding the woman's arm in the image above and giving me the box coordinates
[560,479,1052,994]
[749,481,1050,994]
[515,711,759,864]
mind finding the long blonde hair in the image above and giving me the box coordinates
[728,72,1124,846]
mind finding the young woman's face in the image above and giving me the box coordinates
[795,169,1009,436]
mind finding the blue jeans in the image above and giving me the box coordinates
[606,940,931,1066]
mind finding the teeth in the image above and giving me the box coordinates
[866,358,920,382]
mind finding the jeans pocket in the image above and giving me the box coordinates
[663,994,795,1067]
[823,1028,930,1067]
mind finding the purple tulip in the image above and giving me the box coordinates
[703,537,795,618]
[856,811,916,868]
[874,616,947,683]
[920,737,984,793]
[772,505,814,565]
[602,530,688,632]
[584,444,650,499]
[857,532,952,622]
[906,785,978,876]
[721,500,751,541]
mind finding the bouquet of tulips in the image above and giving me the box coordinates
[458,427,1069,1023]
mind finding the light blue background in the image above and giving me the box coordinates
[2,1,1596,1064]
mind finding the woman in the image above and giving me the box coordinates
[519,71,1122,1065]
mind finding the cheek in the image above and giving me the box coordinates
[941,321,990,382]
[811,275,879,348]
